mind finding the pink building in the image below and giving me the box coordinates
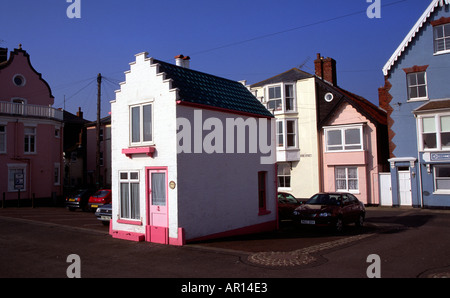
[318,85,389,205]
[0,46,63,203]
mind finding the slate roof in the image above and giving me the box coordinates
[152,59,273,118]
[250,68,313,88]
[414,99,450,113]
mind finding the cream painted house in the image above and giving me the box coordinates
[250,69,320,200]
[250,53,389,205]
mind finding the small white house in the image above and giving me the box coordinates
[110,52,277,245]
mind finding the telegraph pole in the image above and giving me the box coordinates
[96,73,102,189]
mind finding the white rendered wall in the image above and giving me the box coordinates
[176,106,277,240]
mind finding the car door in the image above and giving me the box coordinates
[341,194,355,223]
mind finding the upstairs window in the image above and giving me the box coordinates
[266,84,296,113]
[130,103,153,145]
[24,127,36,153]
[276,119,298,149]
[325,125,363,152]
[434,23,450,54]
[0,125,6,153]
[267,86,282,111]
[407,72,428,100]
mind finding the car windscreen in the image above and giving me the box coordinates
[93,190,110,197]
[306,194,341,205]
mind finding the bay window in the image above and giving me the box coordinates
[276,119,298,149]
[325,125,363,152]
[434,166,450,192]
[420,115,450,151]
[266,84,296,113]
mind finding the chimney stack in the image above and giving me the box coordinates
[0,48,8,63]
[175,54,190,68]
[314,53,337,86]
[76,107,83,119]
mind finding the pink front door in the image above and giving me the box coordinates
[146,168,168,244]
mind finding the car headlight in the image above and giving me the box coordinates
[293,210,300,216]
[318,212,331,217]
[96,208,100,213]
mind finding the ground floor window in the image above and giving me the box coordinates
[335,167,359,193]
[434,165,450,192]
[258,171,267,212]
[277,163,291,188]
[119,171,140,220]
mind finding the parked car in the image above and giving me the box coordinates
[65,189,94,211]
[292,192,365,232]
[95,204,112,225]
[87,189,112,211]
[278,192,306,221]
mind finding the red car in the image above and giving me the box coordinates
[88,189,112,211]
[292,192,365,232]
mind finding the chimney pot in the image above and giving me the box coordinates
[175,54,190,68]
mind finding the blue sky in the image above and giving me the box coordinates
[0,0,432,121]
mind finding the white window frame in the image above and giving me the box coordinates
[277,163,291,189]
[130,102,153,146]
[433,23,450,55]
[324,124,364,152]
[407,72,428,101]
[24,126,36,154]
[265,83,296,113]
[119,171,141,220]
[418,114,450,151]
[335,167,359,193]
[0,124,6,153]
[276,119,298,149]
[433,165,450,194]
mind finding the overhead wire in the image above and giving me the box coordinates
[187,0,410,57]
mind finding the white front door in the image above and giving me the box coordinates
[398,171,412,206]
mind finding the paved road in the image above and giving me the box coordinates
[0,206,449,283]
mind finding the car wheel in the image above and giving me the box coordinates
[355,214,364,227]
[335,217,344,233]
